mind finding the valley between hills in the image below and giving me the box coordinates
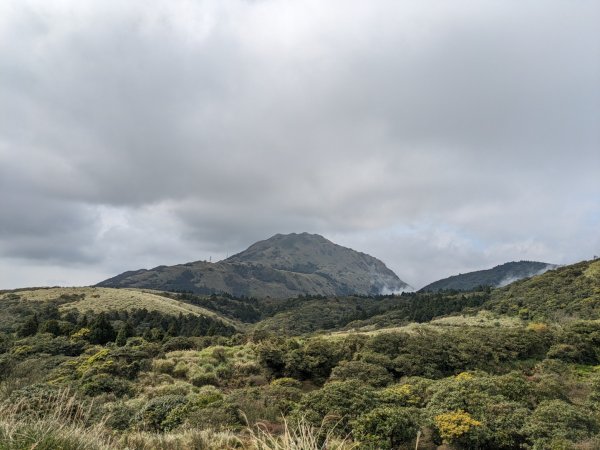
[1,234,599,449]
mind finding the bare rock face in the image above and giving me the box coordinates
[97,232,410,298]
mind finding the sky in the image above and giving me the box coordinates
[1,0,599,290]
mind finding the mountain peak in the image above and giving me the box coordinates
[97,233,409,298]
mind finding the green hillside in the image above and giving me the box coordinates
[2,260,600,449]
[420,261,555,292]
[0,287,239,335]
[2,287,233,320]
[252,291,489,335]
[485,259,600,320]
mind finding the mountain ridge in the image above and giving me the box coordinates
[419,260,557,292]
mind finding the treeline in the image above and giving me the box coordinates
[252,291,490,335]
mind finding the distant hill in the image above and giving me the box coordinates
[97,233,410,298]
[419,261,556,292]
[0,286,239,334]
[485,259,600,320]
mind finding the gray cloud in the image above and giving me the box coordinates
[0,0,599,289]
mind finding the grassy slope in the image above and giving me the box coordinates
[326,311,525,338]
[0,287,239,327]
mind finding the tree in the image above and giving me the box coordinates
[18,314,39,337]
[88,313,116,345]
[115,322,135,346]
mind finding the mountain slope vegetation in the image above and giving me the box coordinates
[485,259,600,321]
[420,260,556,292]
[2,259,600,449]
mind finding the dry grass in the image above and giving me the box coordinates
[245,416,357,450]
[0,389,355,450]
[326,311,524,339]
[120,429,242,450]
[0,389,114,450]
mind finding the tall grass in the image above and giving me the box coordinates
[0,389,113,450]
[120,429,242,450]
[0,389,358,450]
[245,416,357,450]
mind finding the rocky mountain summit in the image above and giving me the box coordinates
[97,233,410,298]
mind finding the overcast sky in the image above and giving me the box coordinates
[1,0,599,290]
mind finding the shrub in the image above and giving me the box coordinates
[329,360,392,387]
[80,373,133,397]
[162,337,196,352]
[294,380,376,435]
[434,410,483,446]
[270,377,302,389]
[353,406,421,449]
[378,383,422,407]
[190,371,219,387]
[521,400,599,448]
[184,402,241,430]
[103,402,135,430]
[546,344,582,362]
[152,359,176,375]
[172,361,189,378]
[136,395,188,431]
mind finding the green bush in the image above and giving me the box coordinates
[103,402,135,430]
[80,373,133,397]
[270,377,302,389]
[546,344,582,362]
[353,406,421,449]
[190,371,219,387]
[162,337,196,352]
[293,380,376,434]
[329,360,392,387]
[521,400,599,448]
[183,402,241,430]
[136,395,188,431]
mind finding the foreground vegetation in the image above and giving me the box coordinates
[1,260,600,449]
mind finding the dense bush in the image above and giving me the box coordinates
[137,395,188,431]
[522,400,599,448]
[329,360,392,387]
[353,406,421,449]
[294,380,377,434]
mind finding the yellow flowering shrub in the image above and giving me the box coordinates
[454,372,475,382]
[434,409,482,443]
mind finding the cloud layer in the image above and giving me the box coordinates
[1,0,599,289]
